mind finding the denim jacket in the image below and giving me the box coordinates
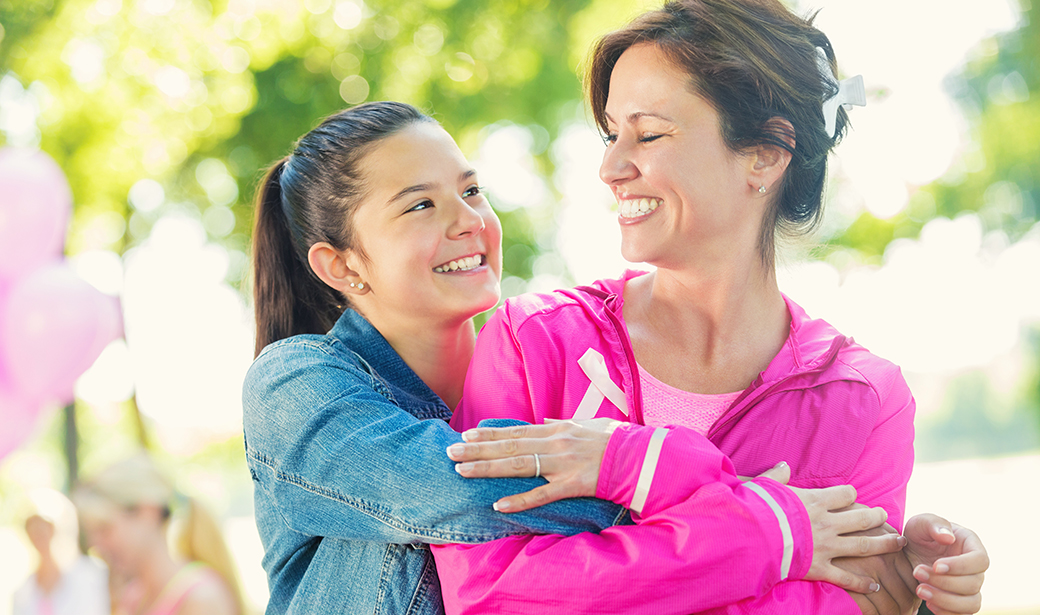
[243,308,627,615]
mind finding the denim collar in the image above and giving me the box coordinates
[329,308,452,420]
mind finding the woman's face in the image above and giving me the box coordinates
[349,123,502,326]
[81,504,163,576]
[599,43,764,268]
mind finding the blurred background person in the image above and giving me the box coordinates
[12,488,108,615]
[73,454,244,615]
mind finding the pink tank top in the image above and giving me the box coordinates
[120,562,216,615]
[637,364,742,434]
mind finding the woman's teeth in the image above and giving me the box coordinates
[434,255,482,273]
[618,198,661,218]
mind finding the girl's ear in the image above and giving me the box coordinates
[748,117,794,194]
[308,243,367,295]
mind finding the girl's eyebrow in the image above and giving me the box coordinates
[386,170,478,206]
[386,183,433,206]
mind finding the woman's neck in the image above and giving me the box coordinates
[624,259,788,394]
[131,541,182,615]
[379,317,476,410]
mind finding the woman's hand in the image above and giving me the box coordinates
[784,482,908,595]
[446,418,622,513]
[902,514,988,615]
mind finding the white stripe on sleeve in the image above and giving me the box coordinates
[744,481,795,580]
[628,427,668,515]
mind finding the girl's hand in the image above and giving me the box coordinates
[902,514,988,615]
[786,486,908,595]
[446,418,622,513]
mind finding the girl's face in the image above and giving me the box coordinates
[348,123,502,327]
[598,43,765,269]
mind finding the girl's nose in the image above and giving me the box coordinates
[449,199,485,238]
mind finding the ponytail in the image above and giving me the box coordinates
[250,102,438,356]
[251,159,342,357]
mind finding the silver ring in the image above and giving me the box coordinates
[533,453,541,478]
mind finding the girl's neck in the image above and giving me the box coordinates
[380,317,476,410]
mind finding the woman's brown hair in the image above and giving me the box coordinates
[587,0,848,262]
[251,102,435,356]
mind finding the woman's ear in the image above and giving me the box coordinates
[748,117,795,194]
[308,242,366,295]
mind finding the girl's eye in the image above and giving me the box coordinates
[408,199,433,213]
[602,133,618,146]
[463,185,484,198]
[639,134,663,143]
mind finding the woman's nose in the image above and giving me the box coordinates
[599,139,638,186]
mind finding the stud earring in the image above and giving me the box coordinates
[357,282,365,290]
[349,282,356,288]
[758,185,767,194]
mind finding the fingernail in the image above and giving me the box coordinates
[493,500,511,512]
[915,567,930,582]
[869,582,880,593]
[774,461,788,469]
[918,586,933,600]
[447,444,465,458]
[455,463,473,474]
[461,430,477,442]
[897,535,907,548]
[937,526,954,536]
[935,562,949,574]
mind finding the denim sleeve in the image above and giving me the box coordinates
[242,339,627,545]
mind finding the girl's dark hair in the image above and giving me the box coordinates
[251,101,435,356]
[588,0,846,262]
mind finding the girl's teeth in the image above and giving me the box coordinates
[618,198,661,218]
[434,255,482,273]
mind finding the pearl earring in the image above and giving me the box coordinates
[758,185,767,194]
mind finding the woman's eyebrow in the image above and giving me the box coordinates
[604,111,675,124]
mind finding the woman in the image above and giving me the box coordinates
[436,1,987,614]
[73,454,243,615]
[242,101,907,615]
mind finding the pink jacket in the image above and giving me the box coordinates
[433,270,915,614]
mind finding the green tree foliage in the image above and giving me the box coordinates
[930,0,1038,235]
[0,0,658,292]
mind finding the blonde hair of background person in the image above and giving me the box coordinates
[73,454,244,615]
[12,488,109,615]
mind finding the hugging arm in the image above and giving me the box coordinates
[432,310,904,615]
[242,340,626,546]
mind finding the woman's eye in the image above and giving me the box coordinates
[639,134,663,143]
[602,133,618,146]
[408,199,433,213]
[463,185,483,198]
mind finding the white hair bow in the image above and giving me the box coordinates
[816,46,866,138]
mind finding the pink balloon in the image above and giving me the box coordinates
[1,263,123,405]
[0,148,73,282]
[0,376,44,461]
